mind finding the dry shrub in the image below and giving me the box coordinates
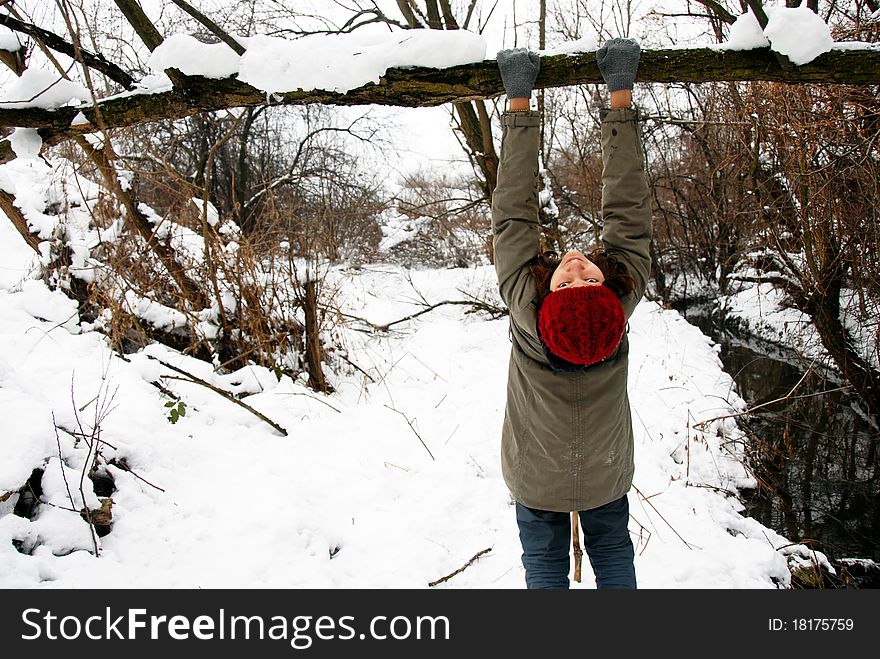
[387,171,490,268]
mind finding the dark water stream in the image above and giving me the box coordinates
[680,306,880,587]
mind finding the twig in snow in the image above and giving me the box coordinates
[633,485,700,550]
[148,355,288,436]
[339,353,375,383]
[108,457,165,493]
[147,378,179,400]
[55,425,118,451]
[53,413,100,556]
[685,482,740,498]
[467,454,484,475]
[428,547,492,587]
[491,566,515,584]
[275,390,341,414]
[407,351,447,382]
[629,513,652,556]
[52,414,77,514]
[339,299,506,333]
[383,404,435,460]
[381,299,506,330]
[688,410,725,488]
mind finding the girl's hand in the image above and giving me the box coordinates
[496,48,541,102]
[596,38,640,93]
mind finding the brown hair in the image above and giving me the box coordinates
[528,248,635,306]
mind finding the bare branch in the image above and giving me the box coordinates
[428,547,492,586]
[341,298,505,333]
[168,0,245,55]
[0,13,135,87]
[149,355,289,436]
[383,403,435,460]
[462,0,479,30]
[113,0,163,51]
[744,0,769,28]
[396,0,424,28]
[690,0,738,24]
[425,0,443,30]
[439,0,459,29]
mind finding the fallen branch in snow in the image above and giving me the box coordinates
[629,514,653,556]
[276,390,341,414]
[428,547,492,587]
[685,482,741,498]
[341,299,505,333]
[148,355,289,436]
[146,378,179,401]
[0,491,12,503]
[633,485,700,551]
[383,404,435,460]
[108,457,165,493]
[338,353,376,383]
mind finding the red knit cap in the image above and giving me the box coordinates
[537,285,626,366]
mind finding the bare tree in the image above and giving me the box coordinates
[648,0,880,424]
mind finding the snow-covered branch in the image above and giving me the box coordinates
[2,46,880,156]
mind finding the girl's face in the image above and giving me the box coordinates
[550,250,605,292]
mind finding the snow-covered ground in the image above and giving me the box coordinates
[0,211,828,588]
[4,0,867,591]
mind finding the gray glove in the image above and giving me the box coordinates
[596,38,640,92]
[496,48,540,99]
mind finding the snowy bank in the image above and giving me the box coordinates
[0,221,823,587]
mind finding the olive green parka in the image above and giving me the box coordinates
[492,108,652,512]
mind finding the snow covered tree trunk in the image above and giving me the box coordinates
[0,189,42,253]
[4,47,880,158]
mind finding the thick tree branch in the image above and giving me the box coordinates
[0,13,135,88]
[2,47,880,152]
[0,189,43,252]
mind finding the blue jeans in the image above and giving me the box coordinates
[515,494,636,589]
